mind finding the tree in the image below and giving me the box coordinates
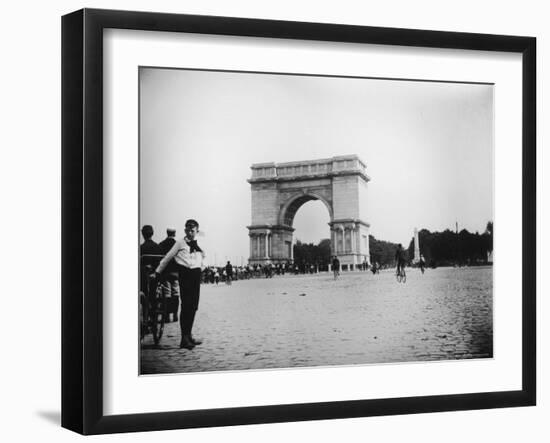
[407,223,493,267]
[293,239,331,266]
[370,235,406,267]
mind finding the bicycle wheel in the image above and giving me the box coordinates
[150,282,166,345]
[139,291,146,341]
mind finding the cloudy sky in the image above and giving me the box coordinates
[140,68,493,266]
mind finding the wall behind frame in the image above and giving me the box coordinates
[0,0,545,442]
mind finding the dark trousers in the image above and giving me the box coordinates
[176,265,201,336]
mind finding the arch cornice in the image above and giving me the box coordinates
[247,224,295,233]
[329,218,371,228]
[248,154,370,185]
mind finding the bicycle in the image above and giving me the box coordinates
[395,266,407,283]
[140,262,168,345]
[151,277,168,345]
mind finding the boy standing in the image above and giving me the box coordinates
[155,219,206,349]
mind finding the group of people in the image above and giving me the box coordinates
[330,244,426,280]
[140,219,206,350]
[201,261,332,282]
[201,262,278,284]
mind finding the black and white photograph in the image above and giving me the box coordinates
[1,0,546,438]
[138,67,494,375]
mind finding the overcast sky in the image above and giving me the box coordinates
[140,68,493,266]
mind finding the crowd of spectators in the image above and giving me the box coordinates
[200,259,371,284]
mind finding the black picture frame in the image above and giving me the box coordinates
[62,8,536,435]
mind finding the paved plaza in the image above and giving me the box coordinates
[140,266,493,375]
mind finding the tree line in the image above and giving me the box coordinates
[406,222,493,268]
[294,222,493,268]
[293,239,332,266]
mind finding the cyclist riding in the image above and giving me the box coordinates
[332,256,340,280]
[419,254,426,274]
[395,244,406,279]
[225,261,233,285]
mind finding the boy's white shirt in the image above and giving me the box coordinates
[156,236,207,273]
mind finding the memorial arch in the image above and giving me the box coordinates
[247,155,371,270]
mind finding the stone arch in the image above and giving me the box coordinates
[247,155,371,270]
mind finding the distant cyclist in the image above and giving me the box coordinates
[419,254,426,274]
[395,244,406,277]
[332,256,340,280]
[225,261,233,285]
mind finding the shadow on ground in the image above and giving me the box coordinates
[36,410,60,426]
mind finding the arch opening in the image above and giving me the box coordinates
[292,200,330,243]
[292,200,332,272]
[280,193,333,227]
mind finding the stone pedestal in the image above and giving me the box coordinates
[329,220,370,269]
[248,225,294,265]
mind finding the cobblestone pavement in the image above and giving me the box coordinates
[140,266,492,375]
